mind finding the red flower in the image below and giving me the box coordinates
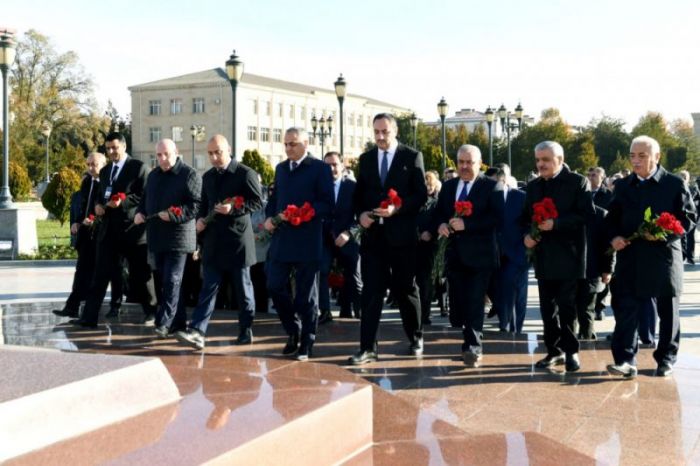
[88,214,95,221]
[289,216,301,226]
[299,202,315,222]
[454,200,473,217]
[380,200,390,209]
[111,192,126,203]
[168,205,183,217]
[656,212,685,235]
[379,189,402,210]
[328,272,345,289]
[233,196,245,210]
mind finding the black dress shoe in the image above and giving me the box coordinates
[655,363,673,377]
[282,333,300,355]
[236,328,253,345]
[72,319,97,329]
[409,338,424,356]
[338,311,353,318]
[318,310,333,325]
[296,341,313,361]
[565,353,581,372]
[463,351,483,368]
[143,313,156,326]
[105,307,121,318]
[53,309,79,318]
[349,349,378,365]
[535,353,565,368]
[486,307,497,319]
[607,362,638,378]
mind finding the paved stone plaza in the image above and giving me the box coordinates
[3,262,700,464]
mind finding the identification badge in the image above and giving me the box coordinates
[104,187,112,201]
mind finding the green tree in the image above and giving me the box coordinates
[242,149,274,186]
[608,151,632,174]
[41,167,82,225]
[670,119,700,174]
[588,116,630,171]
[7,161,32,201]
[569,132,599,173]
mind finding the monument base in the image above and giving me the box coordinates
[0,205,38,258]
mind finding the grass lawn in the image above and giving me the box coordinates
[36,219,72,247]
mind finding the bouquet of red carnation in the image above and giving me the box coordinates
[84,213,102,238]
[350,188,403,242]
[328,259,346,289]
[606,207,685,255]
[529,197,558,241]
[257,201,316,242]
[126,205,184,232]
[110,192,126,203]
[203,196,246,225]
[168,205,183,217]
[433,200,474,280]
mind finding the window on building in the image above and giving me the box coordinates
[260,127,270,142]
[350,136,355,148]
[193,98,205,113]
[289,104,295,119]
[309,135,316,146]
[301,106,306,120]
[348,113,355,127]
[264,101,271,116]
[170,99,182,115]
[247,126,258,141]
[149,127,161,143]
[357,115,363,126]
[194,154,206,170]
[148,100,161,116]
[273,128,282,143]
[278,103,284,118]
[251,99,258,115]
[149,154,157,169]
[172,126,183,142]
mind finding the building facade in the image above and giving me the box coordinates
[423,108,535,137]
[129,69,410,171]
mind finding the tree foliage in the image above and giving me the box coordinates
[242,149,274,186]
[7,161,32,200]
[41,167,82,226]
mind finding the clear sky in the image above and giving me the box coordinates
[4,0,699,129]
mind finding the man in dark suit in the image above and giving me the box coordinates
[264,127,334,361]
[318,151,361,322]
[524,141,594,372]
[436,145,503,367]
[349,113,427,365]
[678,170,699,265]
[53,152,106,318]
[587,166,613,320]
[488,165,529,334]
[606,135,696,378]
[175,135,262,350]
[134,139,201,338]
[76,132,157,328]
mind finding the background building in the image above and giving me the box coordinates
[423,108,535,136]
[129,69,410,171]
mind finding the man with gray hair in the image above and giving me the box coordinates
[435,144,503,366]
[523,141,594,372]
[606,135,696,378]
[678,170,699,265]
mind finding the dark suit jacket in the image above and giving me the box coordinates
[353,143,427,250]
[265,154,334,263]
[332,178,357,238]
[97,156,149,245]
[592,186,613,209]
[199,160,263,269]
[499,187,527,267]
[523,166,594,281]
[605,166,696,297]
[74,175,101,249]
[138,158,201,254]
[434,174,503,269]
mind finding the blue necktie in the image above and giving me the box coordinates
[380,151,388,186]
[458,181,469,201]
[110,165,118,184]
[291,161,298,171]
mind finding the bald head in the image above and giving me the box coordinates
[207,134,232,169]
[156,138,179,171]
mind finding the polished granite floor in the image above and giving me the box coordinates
[3,301,700,465]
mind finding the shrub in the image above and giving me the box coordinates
[41,167,82,226]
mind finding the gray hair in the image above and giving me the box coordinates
[630,135,660,156]
[678,170,690,183]
[534,141,565,160]
[285,127,309,142]
[457,144,482,160]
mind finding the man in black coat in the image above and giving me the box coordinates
[606,135,696,378]
[175,135,262,349]
[76,132,157,328]
[134,139,201,338]
[349,113,427,365]
[587,166,613,320]
[53,152,106,318]
[523,141,594,372]
[435,145,503,367]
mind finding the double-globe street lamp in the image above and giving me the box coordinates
[497,103,524,169]
[334,74,346,156]
[410,112,418,149]
[190,124,205,163]
[437,97,449,174]
[225,50,243,159]
[311,114,333,157]
[0,29,16,209]
[484,107,495,166]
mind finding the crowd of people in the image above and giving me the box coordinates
[53,114,697,379]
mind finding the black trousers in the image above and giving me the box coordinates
[575,279,598,339]
[447,258,492,354]
[81,239,156,325]
[537,279,580,356]
[359,240,422,351]
[415,239,437,324]
[611,293,679,366]
[250,262,268,313]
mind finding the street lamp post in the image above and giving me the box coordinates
[41,123,51,183]
[334,74,346,156]
[0,29,17,209]
[225,50,244,159]
[485,106,495,166]
[437,97,449,174]
[311,113,333,157]
[410,112,418,149]
[190,124,205,164]
[498,103,524,169]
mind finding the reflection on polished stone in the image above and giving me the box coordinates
[3,301,700,464]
